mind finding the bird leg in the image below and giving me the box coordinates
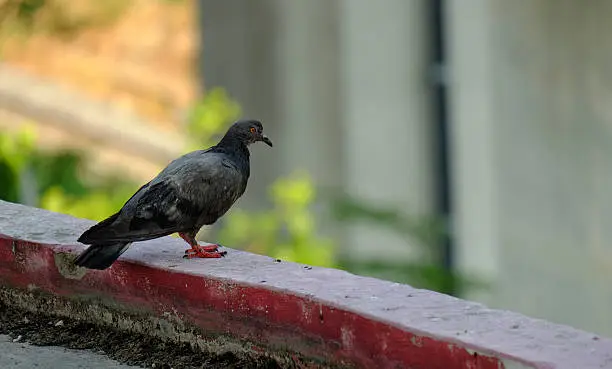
[179,232,226,259]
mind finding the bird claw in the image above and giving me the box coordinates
[183,244,226,259]
[184,244,220,254]
[183,250,227,259]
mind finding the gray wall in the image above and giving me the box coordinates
[448,0,612,336]
[339,0,436,260]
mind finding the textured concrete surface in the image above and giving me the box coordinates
[1,200,612,369]
[0,335,136,369]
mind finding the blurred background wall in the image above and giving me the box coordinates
[0,0,610,337]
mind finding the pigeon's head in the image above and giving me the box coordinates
[228,119,273,147]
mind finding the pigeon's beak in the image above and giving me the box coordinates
[261,134,273,147]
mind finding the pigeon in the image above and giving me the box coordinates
[74,119,273,270]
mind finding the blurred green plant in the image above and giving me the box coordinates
[217,172,336,267]
[40,183,136,222]
[0,127,35,203]
[0,127,137,222]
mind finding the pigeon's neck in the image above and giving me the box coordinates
[215,135,250,161]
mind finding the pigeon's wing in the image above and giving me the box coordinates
[78,151,246,244]
[78,180,201,244]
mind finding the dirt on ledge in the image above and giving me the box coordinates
[0,301,281,369]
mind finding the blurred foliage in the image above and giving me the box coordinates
[0,127,137,222]
[217,172,335,267]
[40,184,136,222]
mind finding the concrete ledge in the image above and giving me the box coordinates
[0,200,610,369]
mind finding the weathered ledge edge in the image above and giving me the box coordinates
[0,200,610,369]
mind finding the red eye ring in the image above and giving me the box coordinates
[250,127,256,134]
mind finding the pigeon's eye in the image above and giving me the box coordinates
[249,127,256,134]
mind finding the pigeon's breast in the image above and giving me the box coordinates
[192,161,248,226]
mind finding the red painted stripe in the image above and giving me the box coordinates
[0,236,505,368]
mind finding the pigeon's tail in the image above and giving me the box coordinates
[74,242,131,270]
[78,212,121,244]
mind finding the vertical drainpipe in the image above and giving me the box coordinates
[428,0,455,295]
